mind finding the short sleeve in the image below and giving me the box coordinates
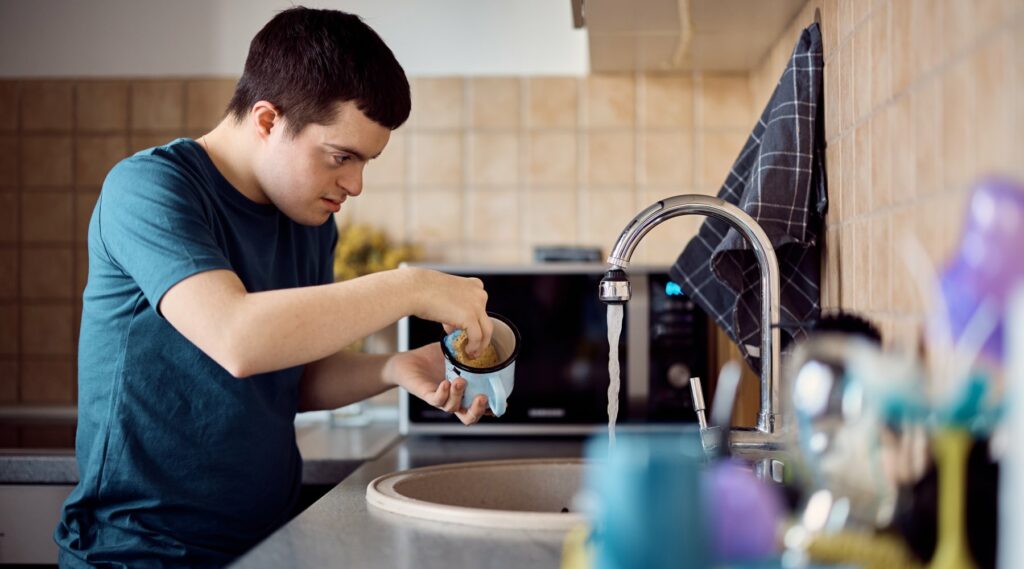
[95,154,232,314]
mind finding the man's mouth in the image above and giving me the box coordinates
[321,196,345,212]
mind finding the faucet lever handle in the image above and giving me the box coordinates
[688,377,707,430]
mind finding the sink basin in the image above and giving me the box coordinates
[366,458,587,530]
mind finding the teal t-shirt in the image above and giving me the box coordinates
[56,139,337,568]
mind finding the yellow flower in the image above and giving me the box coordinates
[333,222,420,282]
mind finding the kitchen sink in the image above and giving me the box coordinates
[365,458,587,530]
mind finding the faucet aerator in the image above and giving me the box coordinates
[598,269,631,304]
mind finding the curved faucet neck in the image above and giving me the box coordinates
[607,194,783,434]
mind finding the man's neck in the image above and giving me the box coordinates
[199,119,270,205]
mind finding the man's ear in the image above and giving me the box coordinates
[250,101,281,141]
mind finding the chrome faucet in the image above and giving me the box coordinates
[599,194,787,468]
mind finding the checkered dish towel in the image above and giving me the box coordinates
[670,23,827,373]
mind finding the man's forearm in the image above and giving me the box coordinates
[229,269,413,375]
[298,350,394,412]
[161,267,418,377]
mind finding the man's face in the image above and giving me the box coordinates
[254,101,391,226]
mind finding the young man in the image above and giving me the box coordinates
[55,7,493,568]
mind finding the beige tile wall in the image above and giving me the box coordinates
[750,0,1024,352]
[0,78,224,411]
[346,74,756,265]
[0,71,758,406]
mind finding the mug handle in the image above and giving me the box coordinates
[488,375,508,417]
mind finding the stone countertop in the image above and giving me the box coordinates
[0,412,402,485]
[229,436,587,569]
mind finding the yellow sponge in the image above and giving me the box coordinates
[451,332,500,368]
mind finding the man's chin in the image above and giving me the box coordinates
[283,210,334,227]
[308,212,335,226]
[319,207,341,224]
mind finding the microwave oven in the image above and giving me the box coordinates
[398,263,714,435]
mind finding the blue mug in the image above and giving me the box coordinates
[440,313,521,417]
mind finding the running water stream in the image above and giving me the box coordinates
[606,304,623,447]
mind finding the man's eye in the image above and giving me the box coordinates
[334,155,351,165]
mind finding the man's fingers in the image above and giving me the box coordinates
[427,380,450,408]
[473,395,489,416]
[462,321,483,358]
[456,395,489,425]
[442,379,464,412]
[479,315,494,357]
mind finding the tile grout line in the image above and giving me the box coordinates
[71,80,79,393]
[576,77,586,248]
[633,72,643,259]
[518,76,528,262]
[401,80,414,259]
[461,77,471,257]
[15,80,22,405]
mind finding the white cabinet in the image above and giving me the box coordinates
[578,0,808,72]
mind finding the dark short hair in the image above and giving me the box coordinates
[227,7,410,134]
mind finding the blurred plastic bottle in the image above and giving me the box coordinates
[938,177,1024,364]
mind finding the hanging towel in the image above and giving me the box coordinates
[670,23,828,373]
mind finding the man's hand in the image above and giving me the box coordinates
[409,269,492,359]
[383,343,490,426]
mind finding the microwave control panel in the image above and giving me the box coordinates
[646,274,710,422]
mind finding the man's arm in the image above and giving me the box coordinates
[298,349,391,411]
[158,266,491,378]
[297,343,491,426]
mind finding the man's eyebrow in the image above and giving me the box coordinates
[323,143,379,161]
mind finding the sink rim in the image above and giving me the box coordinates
[366,457,587,531]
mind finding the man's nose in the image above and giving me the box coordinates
[339,169,363,197]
